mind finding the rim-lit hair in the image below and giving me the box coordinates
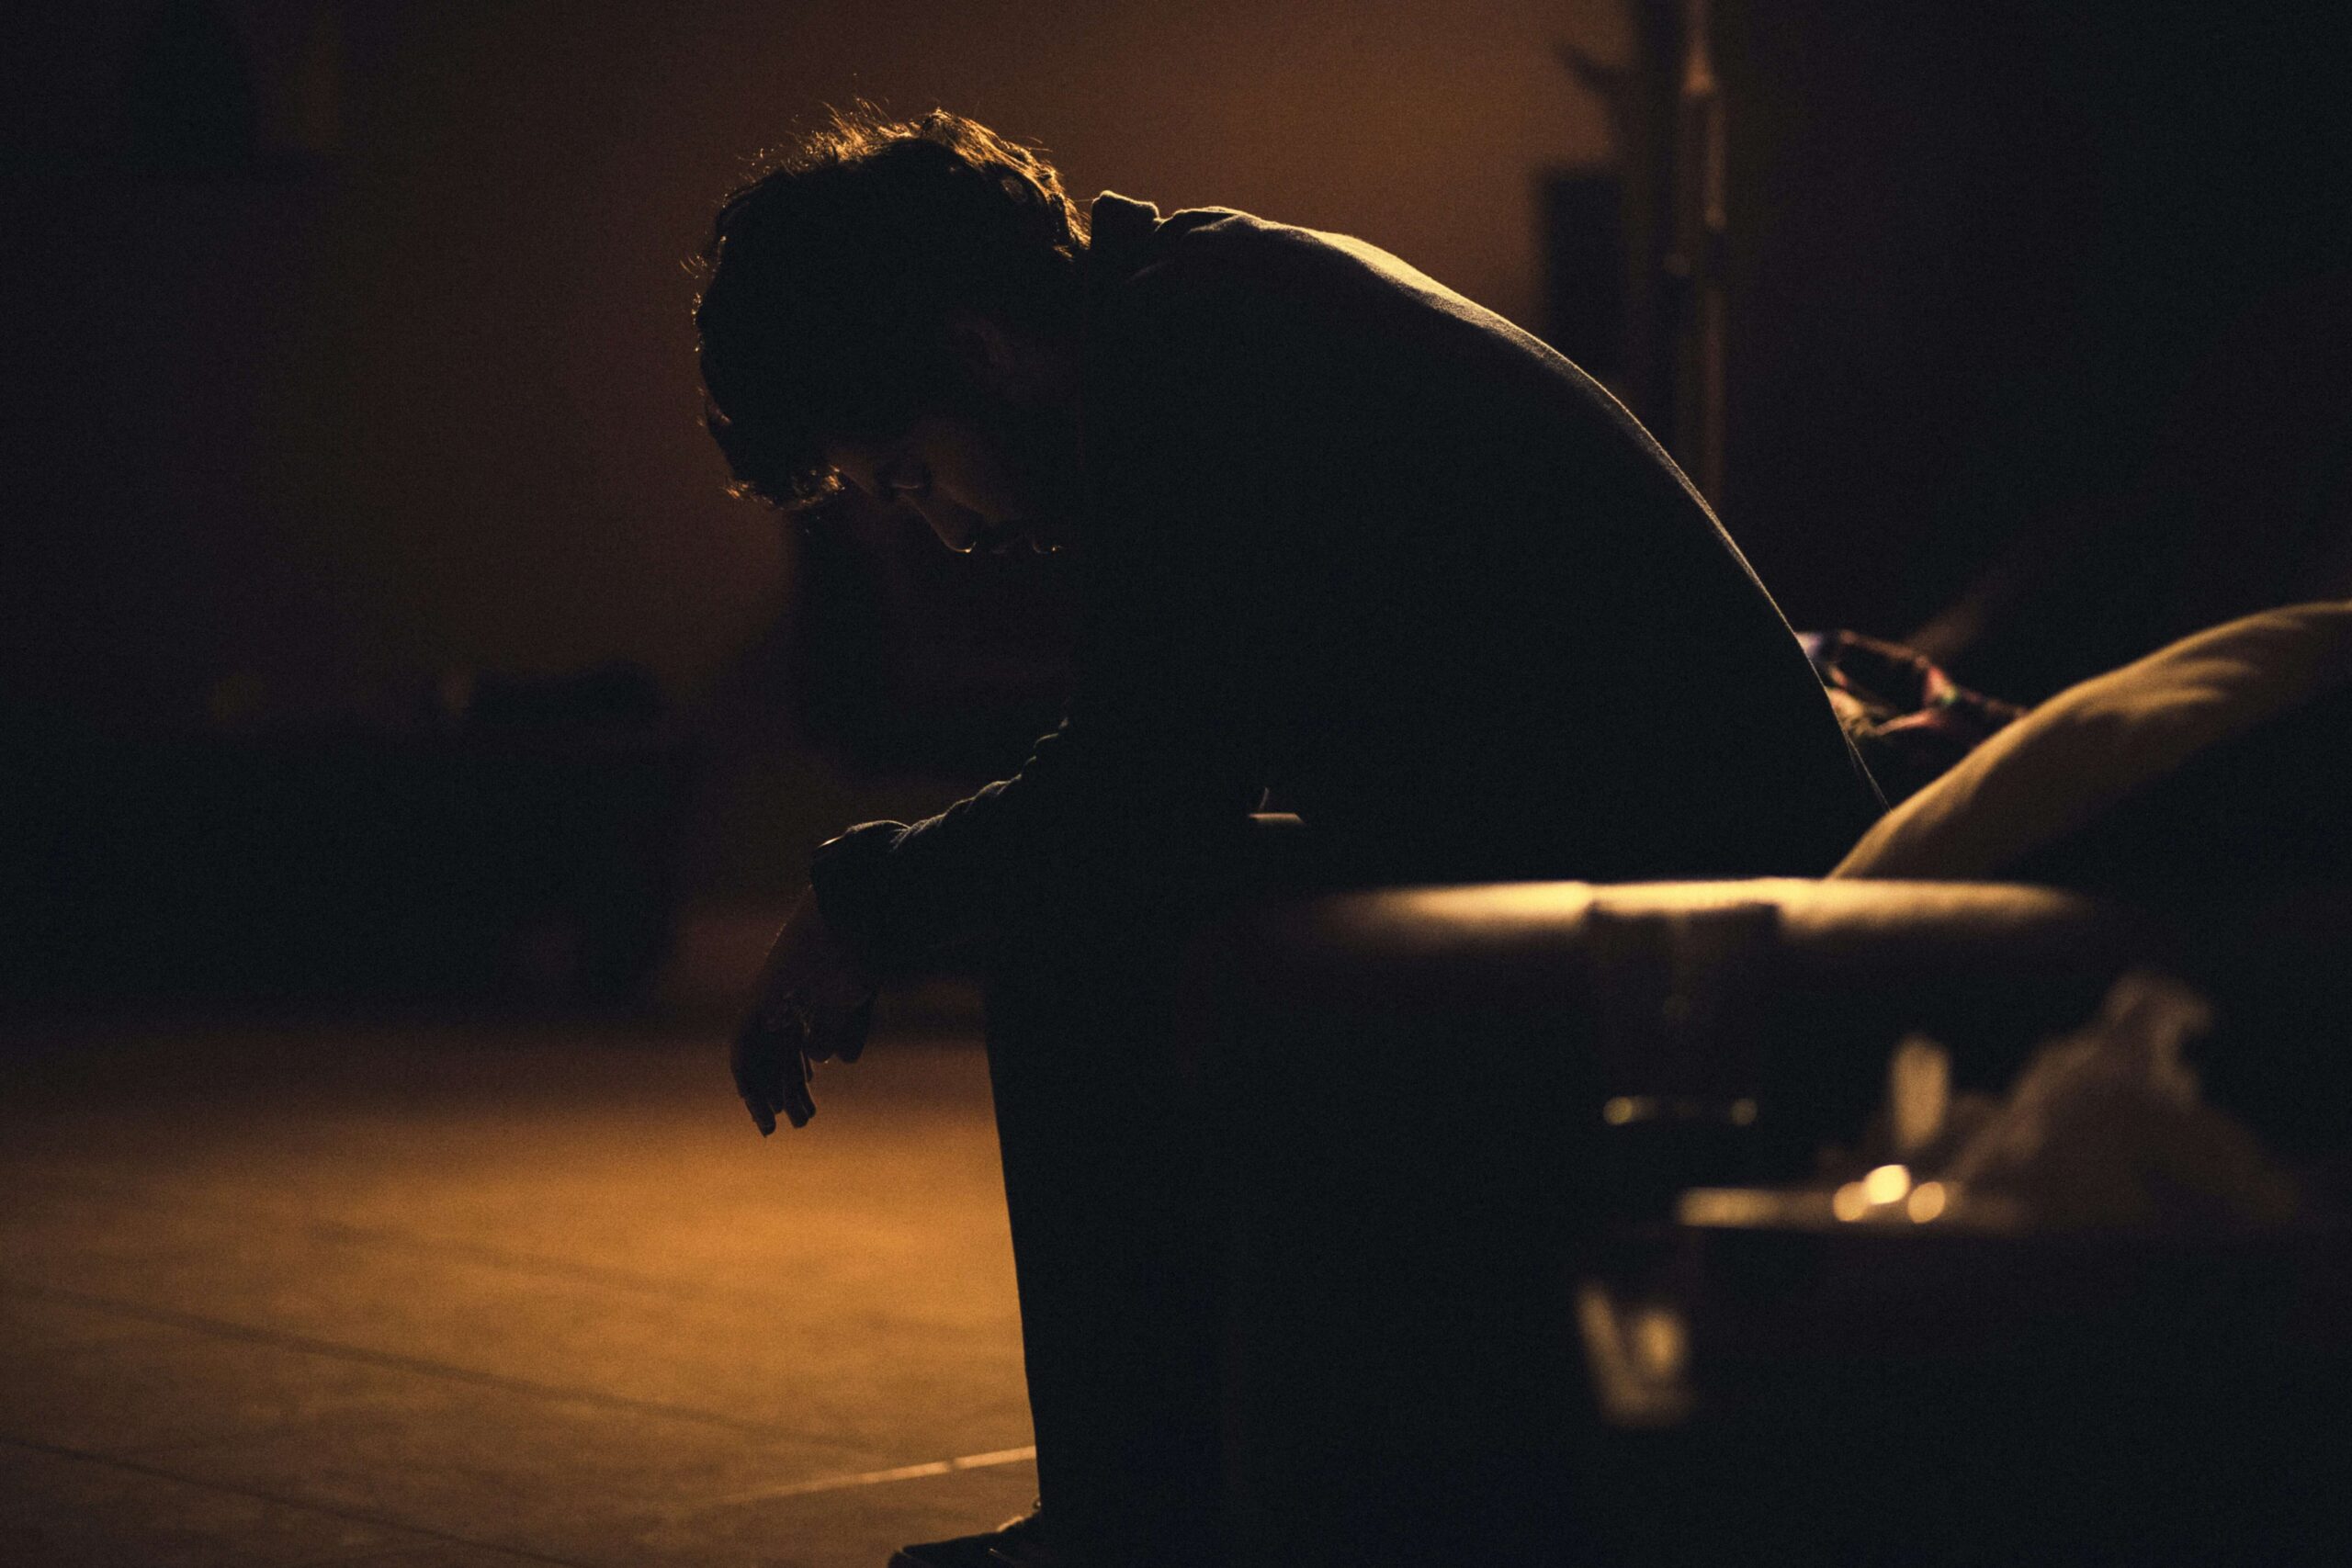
[695,107,1090,513]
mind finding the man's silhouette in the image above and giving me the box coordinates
[695,108,1881,1567]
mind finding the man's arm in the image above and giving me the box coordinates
[735,260,1309,1124]
[731,637,1265,1135]
[801,265,1309,975]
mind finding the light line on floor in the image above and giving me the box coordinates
[691,1444,1038,1509]
[13,1170,707,1299]
[0,1435,602,1568]
[9,1168,1001,1326]
[0,1277,864,1447]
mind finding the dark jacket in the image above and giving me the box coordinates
[813,194,1883,966]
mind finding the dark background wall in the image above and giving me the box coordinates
[11,1,2351,1005]
[1704,2,2352,695]
[2,0,1627,1002]
[3,0,1625,728]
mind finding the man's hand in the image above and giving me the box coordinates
[732,888,877,1134]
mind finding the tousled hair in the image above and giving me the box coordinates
[694,107,1091,512]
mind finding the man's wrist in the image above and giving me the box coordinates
[806,821,906,969]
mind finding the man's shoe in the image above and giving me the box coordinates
[888,1506,1064,1568]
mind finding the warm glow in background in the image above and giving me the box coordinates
[6,0,1626,724]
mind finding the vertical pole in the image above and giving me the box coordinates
[1672,0,1729,506]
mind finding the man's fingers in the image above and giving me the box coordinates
[732,1009,810,1134]
[814,996,877,1065]
[731,1016,781,1100]
[729,974,876,1134]
[782,1066,817,1129]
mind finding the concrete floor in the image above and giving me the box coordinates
[0,1001,1035,1567]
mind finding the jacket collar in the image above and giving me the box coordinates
[1084,191,1162,292]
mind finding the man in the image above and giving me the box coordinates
[695,108,1881,1566]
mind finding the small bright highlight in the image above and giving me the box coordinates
[1629,1306,1689,1381]
[1905,1180,1949,1223]
[1862,1163,1913,1205]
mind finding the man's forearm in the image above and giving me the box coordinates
[807,717,1264,974]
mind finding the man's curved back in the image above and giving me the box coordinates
[1076,193,1883,885]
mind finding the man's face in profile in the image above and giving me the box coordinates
[827,413,1077,557]
[820,317,1082,557]
[827,417,1025,554]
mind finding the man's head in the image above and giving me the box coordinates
[695,107,1089,552]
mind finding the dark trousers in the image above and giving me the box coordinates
[979,819,1330,1566]
[985,923,1224,1566]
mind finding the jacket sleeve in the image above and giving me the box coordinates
[806,661,1271,970]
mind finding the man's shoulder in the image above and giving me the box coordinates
[1084,191,1555,383]
[1078,191,1686,510]
[1089,193,1345,304]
